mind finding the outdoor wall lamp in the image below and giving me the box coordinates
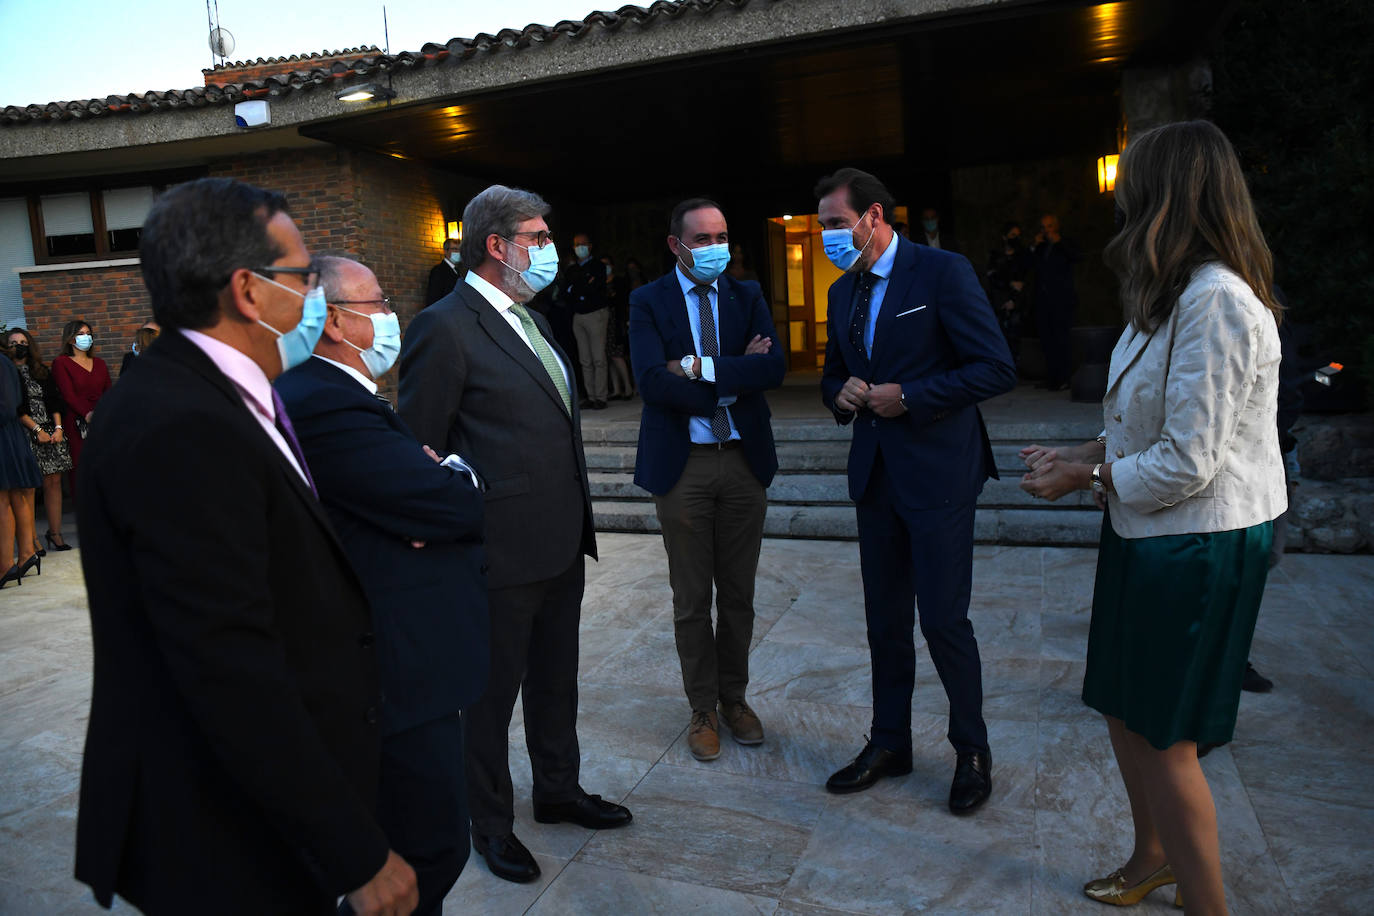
[447,221,463,241]
[337,82,396,103]
[1097,154,1119,193]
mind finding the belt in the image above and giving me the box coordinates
[691,440,741,451]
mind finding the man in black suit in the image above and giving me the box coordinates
[276,256,489,915]
[916,206,961,255]
[560,232,611,409]
[1031,213,1082,391]
[74,177,417,914]
[399,184,632,886]
[425,237,464,307]
[816,168,1015,814]
[628,198,786,762]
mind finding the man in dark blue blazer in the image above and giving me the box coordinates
[276,256,489,916]
[816,168,1016,813]
[629,198,786,762]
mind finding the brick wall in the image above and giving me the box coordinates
[210,148,361,257]
[18,264,150,376]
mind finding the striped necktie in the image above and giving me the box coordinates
[509,303,572,415]
[691,284,732,441]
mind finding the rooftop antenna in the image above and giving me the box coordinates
[383,5,391,54]
[206,0,235,68]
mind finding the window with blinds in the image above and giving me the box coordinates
[41,191,97,258]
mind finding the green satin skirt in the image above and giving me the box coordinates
[1082,513,1273,750]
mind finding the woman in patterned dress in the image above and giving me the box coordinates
[8,329,74,553]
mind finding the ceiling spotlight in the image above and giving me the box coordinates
[336,82,396,103]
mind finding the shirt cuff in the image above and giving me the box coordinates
[441,454,484,491]
[699,357,715,382]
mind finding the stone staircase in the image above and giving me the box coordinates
[582,412,1106,546]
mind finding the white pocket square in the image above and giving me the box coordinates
[895,305,927,317]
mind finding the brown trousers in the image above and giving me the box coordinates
[653,445,767,711]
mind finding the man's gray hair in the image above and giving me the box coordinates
[460,185,551,269]
[316,254,356,303]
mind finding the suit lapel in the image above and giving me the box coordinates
[1105,324,1154,396]
[715,275,743,352]
[869,237,917,368]
[463,286,572,422]
[658,272,696,356]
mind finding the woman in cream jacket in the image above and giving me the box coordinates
[1019,121,1285,915]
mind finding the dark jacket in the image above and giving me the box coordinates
[398,277,597,590]
[628,270,786,495]
[276,356,490,735]
[560,257,609,315]
[821,236,1016,507]
[75,330,388,913]
[426,259,463,307]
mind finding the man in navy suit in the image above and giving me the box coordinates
[276,256,489,915]
[629,198,786,762]
[816,168,1016,813]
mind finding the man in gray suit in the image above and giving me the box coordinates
[398,185,632,886]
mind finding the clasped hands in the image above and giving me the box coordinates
[834,377,907,418]
[665,335,772,377]
[1019,442,1106,508]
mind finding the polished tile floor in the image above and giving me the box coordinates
[2,534,1371,914]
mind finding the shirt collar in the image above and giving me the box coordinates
[312,354,378,394]
[180,327,276,423]
[674,265,719,298]
[870,231,900,280]
[465,270,516,314]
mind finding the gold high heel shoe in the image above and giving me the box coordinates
[1084,863,1183,907]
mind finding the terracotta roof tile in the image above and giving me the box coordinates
[1,0,766,126]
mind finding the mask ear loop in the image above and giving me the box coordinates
[855,211,878,260]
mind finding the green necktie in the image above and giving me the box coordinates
[509,303,572,415]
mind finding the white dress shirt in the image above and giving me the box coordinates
[673,266,740,444]
[860,232,900,355]
[464,271,572,393]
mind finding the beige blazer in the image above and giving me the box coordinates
[1102,262,1287,539]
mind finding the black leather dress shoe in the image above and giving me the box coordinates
[949,750,992,814]
[532,793,633,830]
[472,831,540,883]
[825,742,913,794]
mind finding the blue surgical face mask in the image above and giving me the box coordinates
[500,239,560,295]
[821,214,877,272]
[922,218,939,234]
[254,273,327,372]
[677,241,730,284]
[446,250,461,265]
[334,305,401,379]
[574,244,591,260]
[74,333,94,352]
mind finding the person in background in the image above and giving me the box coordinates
[7,329,73,554]
[51,319,111,500]
[1019,121,1285,914]
[986,221,1032,362]
[1030,214,1081,392]
[119,321,160,375]
[0,344,43,587]
[603,255,635,401]
[915,207,961,255]
[562,233,611,410]
[427,237,465,307]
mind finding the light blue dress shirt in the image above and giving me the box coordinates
[674,267,741,444]
[860,233,901,355]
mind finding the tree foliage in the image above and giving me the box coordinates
[1209,0,1374,386]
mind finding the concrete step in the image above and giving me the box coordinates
[593,501,1103,546]
[589,471,1096,509]
[580,415,1103,447]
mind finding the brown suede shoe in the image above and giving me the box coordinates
[720,699,764,745]
[687,709,720,761]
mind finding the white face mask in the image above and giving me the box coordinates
[334,305,401,379]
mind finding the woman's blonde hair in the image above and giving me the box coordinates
[1105,120,1281,332]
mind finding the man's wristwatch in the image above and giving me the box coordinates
[1090,463,1106,495]
[680,355,697,380]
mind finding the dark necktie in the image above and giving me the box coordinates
[849,271,878,356]
[270,387,318,498]
[692,284,733,442]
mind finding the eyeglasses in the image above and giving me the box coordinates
[254,262,321,285]
[331,298,393,313]
[510,230,553,248]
